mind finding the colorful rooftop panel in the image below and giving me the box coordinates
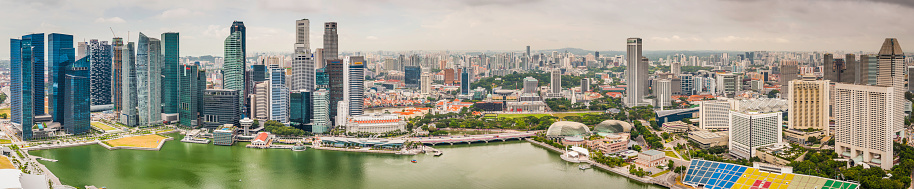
[682,160,858,189]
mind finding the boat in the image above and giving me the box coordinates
[411,160,418,163]
[579,165,591,170]
[433,151,443,156]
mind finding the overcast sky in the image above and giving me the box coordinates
[1,0,913,58]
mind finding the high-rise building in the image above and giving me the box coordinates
[581,78,590,92]
[550,68,561,95]
[203,89,241,129]
[88,39,113,107]
[824,53,838,82]
[11,34,44,140]
[461,68,470,95]
[269,66,289,123]
[46,33,68,122]
[835,83,895,170]
[779,61,798,95]
[323,22,338,61]
[841,54,858,84]
[292,19,314,92]
[444,68,455,84]
[698,100,730,130]
[76,42,87,60]
[671,62,681,75]
[625,38,646,107]
[62,56,91,134]
[230,21,246,64]
[179,65,205,128]
[252,82,269,120]
[316,68,329,89]
[787,79,829,131]
[349,56,365,116]
[653,79,671,109]
[161,32,180,114]
[224,31,245,113]
[421,72,431,95]
[728,111,783,159]
[112,38,124,111]
[120,42,138,127]
[327,59,345,124]
[290,90,312,130]
[136,33,162,126]
[877,38,906,138]
[404,66,420,88]
[312,89,330,134]
[716,73,742,97]
[679,74,693,96]
[523,77,538,94]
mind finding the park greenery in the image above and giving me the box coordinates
[786,144,914,189]
[263,120,310,136]
[470,72,586,91]
[545,96,624,112]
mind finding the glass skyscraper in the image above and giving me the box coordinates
[290,90,312,130]
[179,64,205,127]
[327,59,344,125]
[312,89,330,134]
[112,37,124,111]
[48,33,71,122]
[162,32,180,114]
[405,66,420,88]
[315,68,329,89]
[203,89,241,129]
[120,42,138,127]
[349,57,365,116]
[137,33,162,126]
[224,31,245,113]
[62,56,91,134]
[88,39,112,106]
[269,66,289,123]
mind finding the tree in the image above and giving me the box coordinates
[667,160,675,170]
[632,145,642,152]
[0,113,7,119]
[767,90,780,98]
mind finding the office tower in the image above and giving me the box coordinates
[671,62,681,75]
[842,54,858,84]
[679,74,693,96]
[835,83,895,170]
[316,68,329,89]
[203,89,241,128]
[444,68,455,84]
[315,48,324,69]
[550,68,561,94]
[252,82,269,120]
[136,33,162,126]
[349,56,365,116]
[327,59,344,124]
[910,66,914,92]
[729,110,783,159]
[461,68,470,95]
[312,89,330,134]
[404,66,420,88]
[653,79,671,109]
[523,77,538,94]
[230,21,246,63]
[290,90,312,129]
[787,79,829,131]
[10,35,38,140]
[292,19,314,91]
[47,33,69,122]
[179,65,205,128]
[76,42,87,60]
[269,66,289,123]
[162,32,179,114]
[88,39,113,107]
[112,38,124,111]
[878,38,906,140]
[716,73,742,97]
[824,53,838,82]
[581,78,590,92]
[698,100,730,130]
[323,22,338,61]
[120,42,138,127]
[62,56,91,134]
[625,38,646,107]
[224,31,245,113]
[421,72,431,94]
[779,61,798,95]
[336,100,349,127]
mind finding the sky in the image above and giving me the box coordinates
[1,0,913,58]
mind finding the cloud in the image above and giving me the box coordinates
[94,17,125,23]
[157,8,204,19]
[459,0,542,6]
[366,36,378,40]
[257,0,321,12]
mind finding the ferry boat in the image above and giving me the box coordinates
[411,160,418,163]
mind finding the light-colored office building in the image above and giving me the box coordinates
[728,111,782,159]
[312,89,330,134]
[787,79,829,131]
[523,77,538,94]
[653,79,671,109]
[344,114,406,134]
[698,100,730,130]
[625,38,648,107]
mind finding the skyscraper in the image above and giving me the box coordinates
[112,37,124,111]
[349,56,365,116]
[76,42,87,60]
[230,21,246,64]
[47,33,69,122]
[137,33,162,126]
[10,34,42,140]
[88,39,113,107]
[729,110,783,159]
[779,61,799,95]
[161,32,180,114]
[316,68,329,89]
[523,77,538,94]
[120,42,138,127]
[269,66,289,123]
[62,56,91,134]
[461,68,470,95]
[292,19,314,91]
[179,64,205,128]
[290,90,312,130]
[787,79,829,131]
[549,68,561,95]
[323,22,338,62]
[877,38,906,139]
[327,59,344,124]
[404,66,420,88]
[625,38,646,107]
[421,72,431,95]
[653,79,671,109]
[224,31,245,113]
[312,89,330,134]
[203,89,241,129]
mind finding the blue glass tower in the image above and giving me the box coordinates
[11,33,44,140]
[10,39,21,125]
[461,67,469,95]
[290,90,312,130]
[161,32,179,114]
[315,68,329,89]
[48,33,73,122]
[24,34,45,117]
[62,56,91,134]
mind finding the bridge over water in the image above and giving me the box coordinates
[413,131,538,145]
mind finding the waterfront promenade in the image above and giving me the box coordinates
[524,138,677,187]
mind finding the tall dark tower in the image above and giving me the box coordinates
[323,22,339,67]
[230,21,246,62]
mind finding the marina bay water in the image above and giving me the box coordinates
[30,134,662,189]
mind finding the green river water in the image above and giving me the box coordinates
[29,134,663,189]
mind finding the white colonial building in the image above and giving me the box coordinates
[345,114,407,134]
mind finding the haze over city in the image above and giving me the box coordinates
[2,0,913,58]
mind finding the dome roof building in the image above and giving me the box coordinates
[594,120,632,133]
[546,121,591,139]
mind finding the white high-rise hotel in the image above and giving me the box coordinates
[728,111,782,159]
[625,38,648,107]
[835,38,905,170]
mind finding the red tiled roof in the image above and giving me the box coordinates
[255,132,269,142]
[355,119,400,124]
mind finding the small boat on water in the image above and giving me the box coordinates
[411,160,418,163]
[579,165,591,170]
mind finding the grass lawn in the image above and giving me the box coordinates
[0,108,9,118]
[91,122,116,131]
[0,155,14,169]
[551,113,596,118]
[497,114,551,119]
[105,134,168,148]
[651,170,671,177]
[664,151,679,159]
[0,139,10,144]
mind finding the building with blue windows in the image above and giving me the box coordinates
[290,90,312,130]
[47,33,71,123]
[137,33,163,126]
[349,57,365,116]
[88,39,113,109]
[461,67,470,95]
[62,56,91,134]
[315,68,329,89]
[404,66,420,88]
[269,66,289,123]
[161,32,180,115]
[120,42,139,127]
[11,34,41,140]
[179,64,205,128]
[312,89,330,134]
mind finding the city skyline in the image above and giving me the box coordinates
[2,0,914,59]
